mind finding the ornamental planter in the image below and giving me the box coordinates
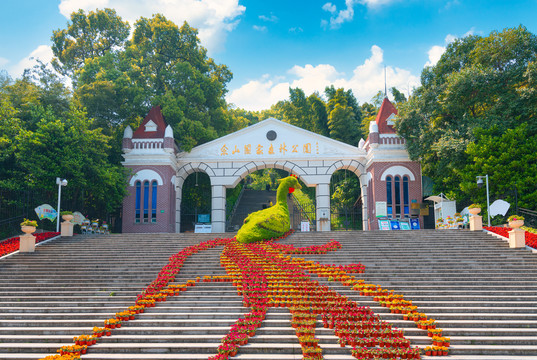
[61,215,74,237]
[509,219,524,229]
[20,226,37,253]
[469,207,481,215]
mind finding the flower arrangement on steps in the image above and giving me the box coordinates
[38,220,450,359]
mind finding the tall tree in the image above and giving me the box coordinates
[51,8,130,78]
[396,26,537,196]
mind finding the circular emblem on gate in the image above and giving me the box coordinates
[266,130,277,141]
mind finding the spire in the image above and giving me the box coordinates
[384,65,387,98]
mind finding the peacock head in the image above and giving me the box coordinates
[278,174,302,193]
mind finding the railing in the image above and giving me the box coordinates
[519,207,537,228]
[290,194,316,231]
[225,185,246,231]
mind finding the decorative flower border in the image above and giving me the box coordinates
[0,232,60,258]
[38,231,447,359]
[485,226,537,249]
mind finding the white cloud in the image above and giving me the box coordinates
[322,2,337,13]
[425,45,446,67]
[253,25,267,33]
[322,0,396,29]
[322,0,358,29]
[58,0,245,54]
[289,27,303,33]
[259,14,278,22]
[9,45,54,79]
[425,29,475,67]
[0,57,8,68]
[360,0,396,7]
[227,45,420,111]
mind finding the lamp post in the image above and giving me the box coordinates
[476,175,490,227]
[56,177,68,232]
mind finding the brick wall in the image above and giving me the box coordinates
[122,165,175,233]
[367,161,422,230]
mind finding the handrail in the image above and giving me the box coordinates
[291,194,314,224]
[226,185,246,229]
[519,207,537,216]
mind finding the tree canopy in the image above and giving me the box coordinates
[396,25,537,214]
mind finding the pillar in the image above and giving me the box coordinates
[316,183,331,232]
[211,185,226,233]
[19,234,36,252]
[175,184,182,233]
[360,174,369,230]
[508,228,525,248]
[469,215,482,231]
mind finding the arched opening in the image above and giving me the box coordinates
[180,172,211,232]
[330,169,363,230]
[225,168,316,232]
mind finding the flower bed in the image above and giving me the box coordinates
[485,226,537,249]
[40,230,443,359]
[0,232,60,257]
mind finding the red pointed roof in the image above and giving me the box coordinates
[375,97,398,134]
[133,106,168,139]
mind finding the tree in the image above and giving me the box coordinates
[51,8,130,78]
[458,123,537,213]
[326,87,360,145]
[53,10,233,152]
[396,26,537,195]
[0,68,126,222]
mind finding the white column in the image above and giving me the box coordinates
[360,174,369,230]
[175,184,182,233]
[316,183,331,232]
[211,185,226,233]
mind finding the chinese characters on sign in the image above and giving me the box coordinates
[220,142,319,156]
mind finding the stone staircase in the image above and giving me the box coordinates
[0,230,536,359]
[228,190,277,231]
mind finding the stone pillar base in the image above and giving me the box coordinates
[20,234,36,252]
[61,221,74,237]
[470,215,482,231]
[508,228,525,248]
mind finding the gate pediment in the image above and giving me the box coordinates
[178,118,365,161]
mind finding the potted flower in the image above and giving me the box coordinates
[61,211,74,222]
[508,215,524,229]
[20,219,38,234]
[468,204,481,215]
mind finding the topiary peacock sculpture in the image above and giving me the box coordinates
[236,175,302,243]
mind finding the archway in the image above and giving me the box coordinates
[180,172,211,232]
[330,170,363,230]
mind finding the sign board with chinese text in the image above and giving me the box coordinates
[301,221,310,232]
[177,118,366,162]
[375,202,387,218]
[35,204,57,221]
[194,224,212,233]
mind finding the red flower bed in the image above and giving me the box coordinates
[0,232,60,257]
[485,226,537,250]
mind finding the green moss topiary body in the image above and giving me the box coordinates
[236,175,302,243]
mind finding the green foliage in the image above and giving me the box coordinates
[53,9,233,152]
[396,26,537,206]
[20,219,38,227]
[458,123,537,211]
[331,170,361,210]
[0,69,126,219]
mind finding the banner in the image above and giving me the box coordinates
[35,204,57,221]
[73,211,86,225]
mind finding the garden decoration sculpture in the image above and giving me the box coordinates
[236,174,302,243]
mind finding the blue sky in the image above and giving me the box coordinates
[1,0,537,110]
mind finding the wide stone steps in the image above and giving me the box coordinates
[1,230,537,360]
